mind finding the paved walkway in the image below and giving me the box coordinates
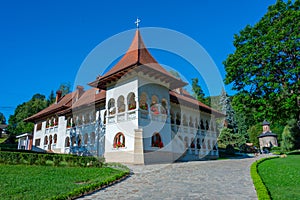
[79,157,260,200]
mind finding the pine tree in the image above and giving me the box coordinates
[219,89,238,133]
[47,90,56,106]
[0,112,6,124]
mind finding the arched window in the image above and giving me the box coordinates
[84,113,90,124]
[117,96,125,113]
[200,120,205,130]
[54,134,57,144]
[202,139,206,149]
[189,116,194,127]
[71,136,76,146]
[54,116,58,126]
[176,113,181,125]
[50,117,54,127]
[207,139,211,149]
[46,118,50,128]
[65,137,70,147]
[127,92,136,110]
[210,121,215,132]
[182,114,188,126]
[91,132,96,144]
[161,98,167,114]
[197,138,201,149]
[78,134,82,147]
[152,133,163,148]
[49,135,53,145]
[113,132,125,148]
[150,95,159,114]
[77,115,83,125]
[170,111,175,124]
[206,120,209,130]
[84,134,88,145]
[44,136,48,145]
[108,98,116,115]
[66,117,72,128]
[90,111,96,122]
[139,93,148,110]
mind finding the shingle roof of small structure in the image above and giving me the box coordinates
[262,120,270,126]
[258,131,277,138]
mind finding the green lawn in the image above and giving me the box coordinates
[0,164,128,200]
[258,155,300,200]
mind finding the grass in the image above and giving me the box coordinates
[0,164,129,200]
[257,155,300,200]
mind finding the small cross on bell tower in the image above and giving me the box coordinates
[135,17,141,28]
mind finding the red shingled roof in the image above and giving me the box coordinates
[25,92,75,122]
[61,88,106,114]
[89,29,187,90]
[169,90,224,118]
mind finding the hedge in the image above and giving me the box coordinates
[0,151,105,167]
[250,156,279,200]
[287,150,300,155]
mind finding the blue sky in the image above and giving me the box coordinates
[0,0,276,121]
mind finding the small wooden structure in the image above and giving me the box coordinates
[258,120,278,152]
[16,133,33,150]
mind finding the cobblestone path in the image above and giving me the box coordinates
[79,157,259,200]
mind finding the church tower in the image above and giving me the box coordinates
[89,26,186,164]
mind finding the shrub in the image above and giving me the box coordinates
[270,146,284,155]
[0,151,104,168]
[225,144,235,155]
[250,157,278,200]
[37,154,47,165]
[287,150,300,155]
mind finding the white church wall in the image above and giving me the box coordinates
[105,76,139,155]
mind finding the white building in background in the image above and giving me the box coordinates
[26,29,224,164]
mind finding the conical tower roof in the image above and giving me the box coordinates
[89,29,187,89]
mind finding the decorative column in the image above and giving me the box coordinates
[200,137,204,156]
[147,99,151,119]
[133,129,144,164]
[205,139,209,155]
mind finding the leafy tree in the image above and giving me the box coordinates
[281,122,295,151]
[59,82,71,96]
[248,123,262,147]
[224,0,300,126]
[7,94,47,135]
[281,119,300,151]
[271,123,285,144]
[235,111,249,142]
[191,78,210,105]
[0,112,6,124]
